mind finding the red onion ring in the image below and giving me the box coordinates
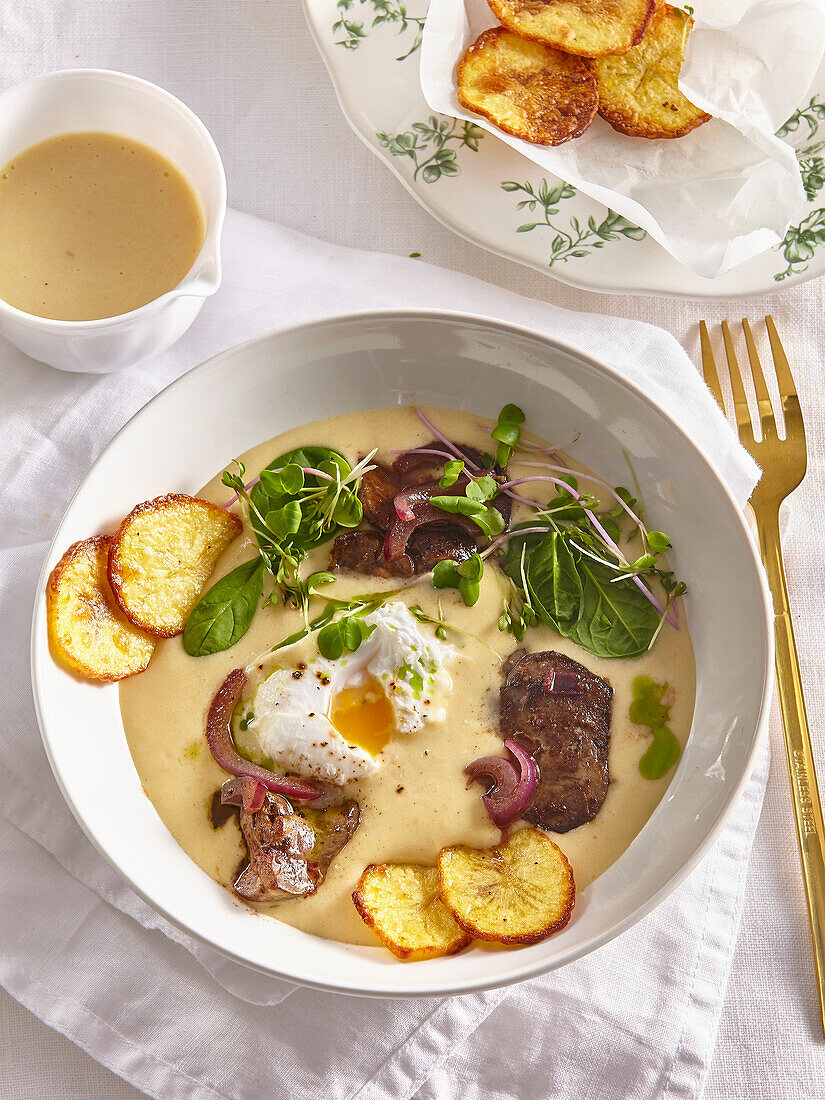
[464,739,538,828]
[385,489,479,561]
[542,668,581,694]
[206,669,335,804]
[220,775,267,814]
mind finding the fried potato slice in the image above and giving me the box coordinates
[108,494,241,637]
[353,863,472,960]
[487,0,655,58]
[590,4,711,139]
[438,827,574,944]
[457,27,598,145]
[47,536,155,681]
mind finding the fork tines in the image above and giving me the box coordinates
[699,317,805,461]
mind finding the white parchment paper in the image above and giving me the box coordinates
[420,0,825,278]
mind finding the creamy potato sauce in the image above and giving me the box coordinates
[0,132,204,320]
[119,407,696,948]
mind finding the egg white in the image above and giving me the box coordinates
[235,602,454,785]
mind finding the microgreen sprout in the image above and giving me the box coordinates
[490,403,525,468]
[431,469,505,537]
[432,552,484,606]
[221,446,376,619]
[439,459,465,487]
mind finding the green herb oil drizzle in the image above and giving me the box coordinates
[630,675,681,780]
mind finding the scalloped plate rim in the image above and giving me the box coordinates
[301,0,825,300]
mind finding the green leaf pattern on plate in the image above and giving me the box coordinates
[347,1,825,282]
[501,180,646,267]
[333,0,426,61]
[775,96,825,281]
[377,116,485,182]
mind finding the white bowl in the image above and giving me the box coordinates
[30,310,772,997]
[0,69,226,373]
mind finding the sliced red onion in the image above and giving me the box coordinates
[542,668,581,695]
[393,483,426,523]
[206,669,335,804]
[465,739,538,828]
[384,496,477,561]
[220,775,267,814]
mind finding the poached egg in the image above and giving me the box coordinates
[234,602,454,785]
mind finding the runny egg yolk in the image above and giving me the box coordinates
[329,677,395,756]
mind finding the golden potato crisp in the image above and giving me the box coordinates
[47,535,155,681]
[438,827,575,944]
[353,863,472,960]
[487,0,655,58]
[108,493,241,637]
[457,27,598,145]
[590,4,712,139]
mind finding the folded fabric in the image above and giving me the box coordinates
[0,209,767,1100]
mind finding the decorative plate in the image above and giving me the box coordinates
[303,0,825,297]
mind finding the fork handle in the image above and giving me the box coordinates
[756,506,825,1034]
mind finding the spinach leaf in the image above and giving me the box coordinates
[505,530,661,659]
[525,532,581,631]
[567,557,660,659]
[183,558,265,657]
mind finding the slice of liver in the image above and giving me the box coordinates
[499,650,612,833]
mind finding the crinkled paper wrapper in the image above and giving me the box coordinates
[420,0,825,278]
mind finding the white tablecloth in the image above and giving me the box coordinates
[2,2,824,1097]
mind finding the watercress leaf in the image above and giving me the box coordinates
[307,571,336,593]
[439,459,464,487]
[457,552,483,582]
[266,501,302,539]
[250,445,355,557]
[470,506,505,537]
[281,462,305,494]
[496,403,525,428]
[429,494,486,517]
[431,557,480,605]
[183,558,265,657]
[432,559,460,589]
[491,422,521,447]
[317,621,344,660]
[222,470,243,491]
[490,403,525,467]
[555,474,578,494]
[458,577,481,606]
[333,493,363,528]
[475,475,499,502]
[260,462,304,497]
[647,530,672,553]
[632,553,656,571]
[342,616,364,652]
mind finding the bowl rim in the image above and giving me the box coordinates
[30,307,774,997]
[0,68,226,331]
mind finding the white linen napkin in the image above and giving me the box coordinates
[420,0,825,278]
[0,209,768,1100]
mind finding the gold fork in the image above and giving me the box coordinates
[700,316,825,1033]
